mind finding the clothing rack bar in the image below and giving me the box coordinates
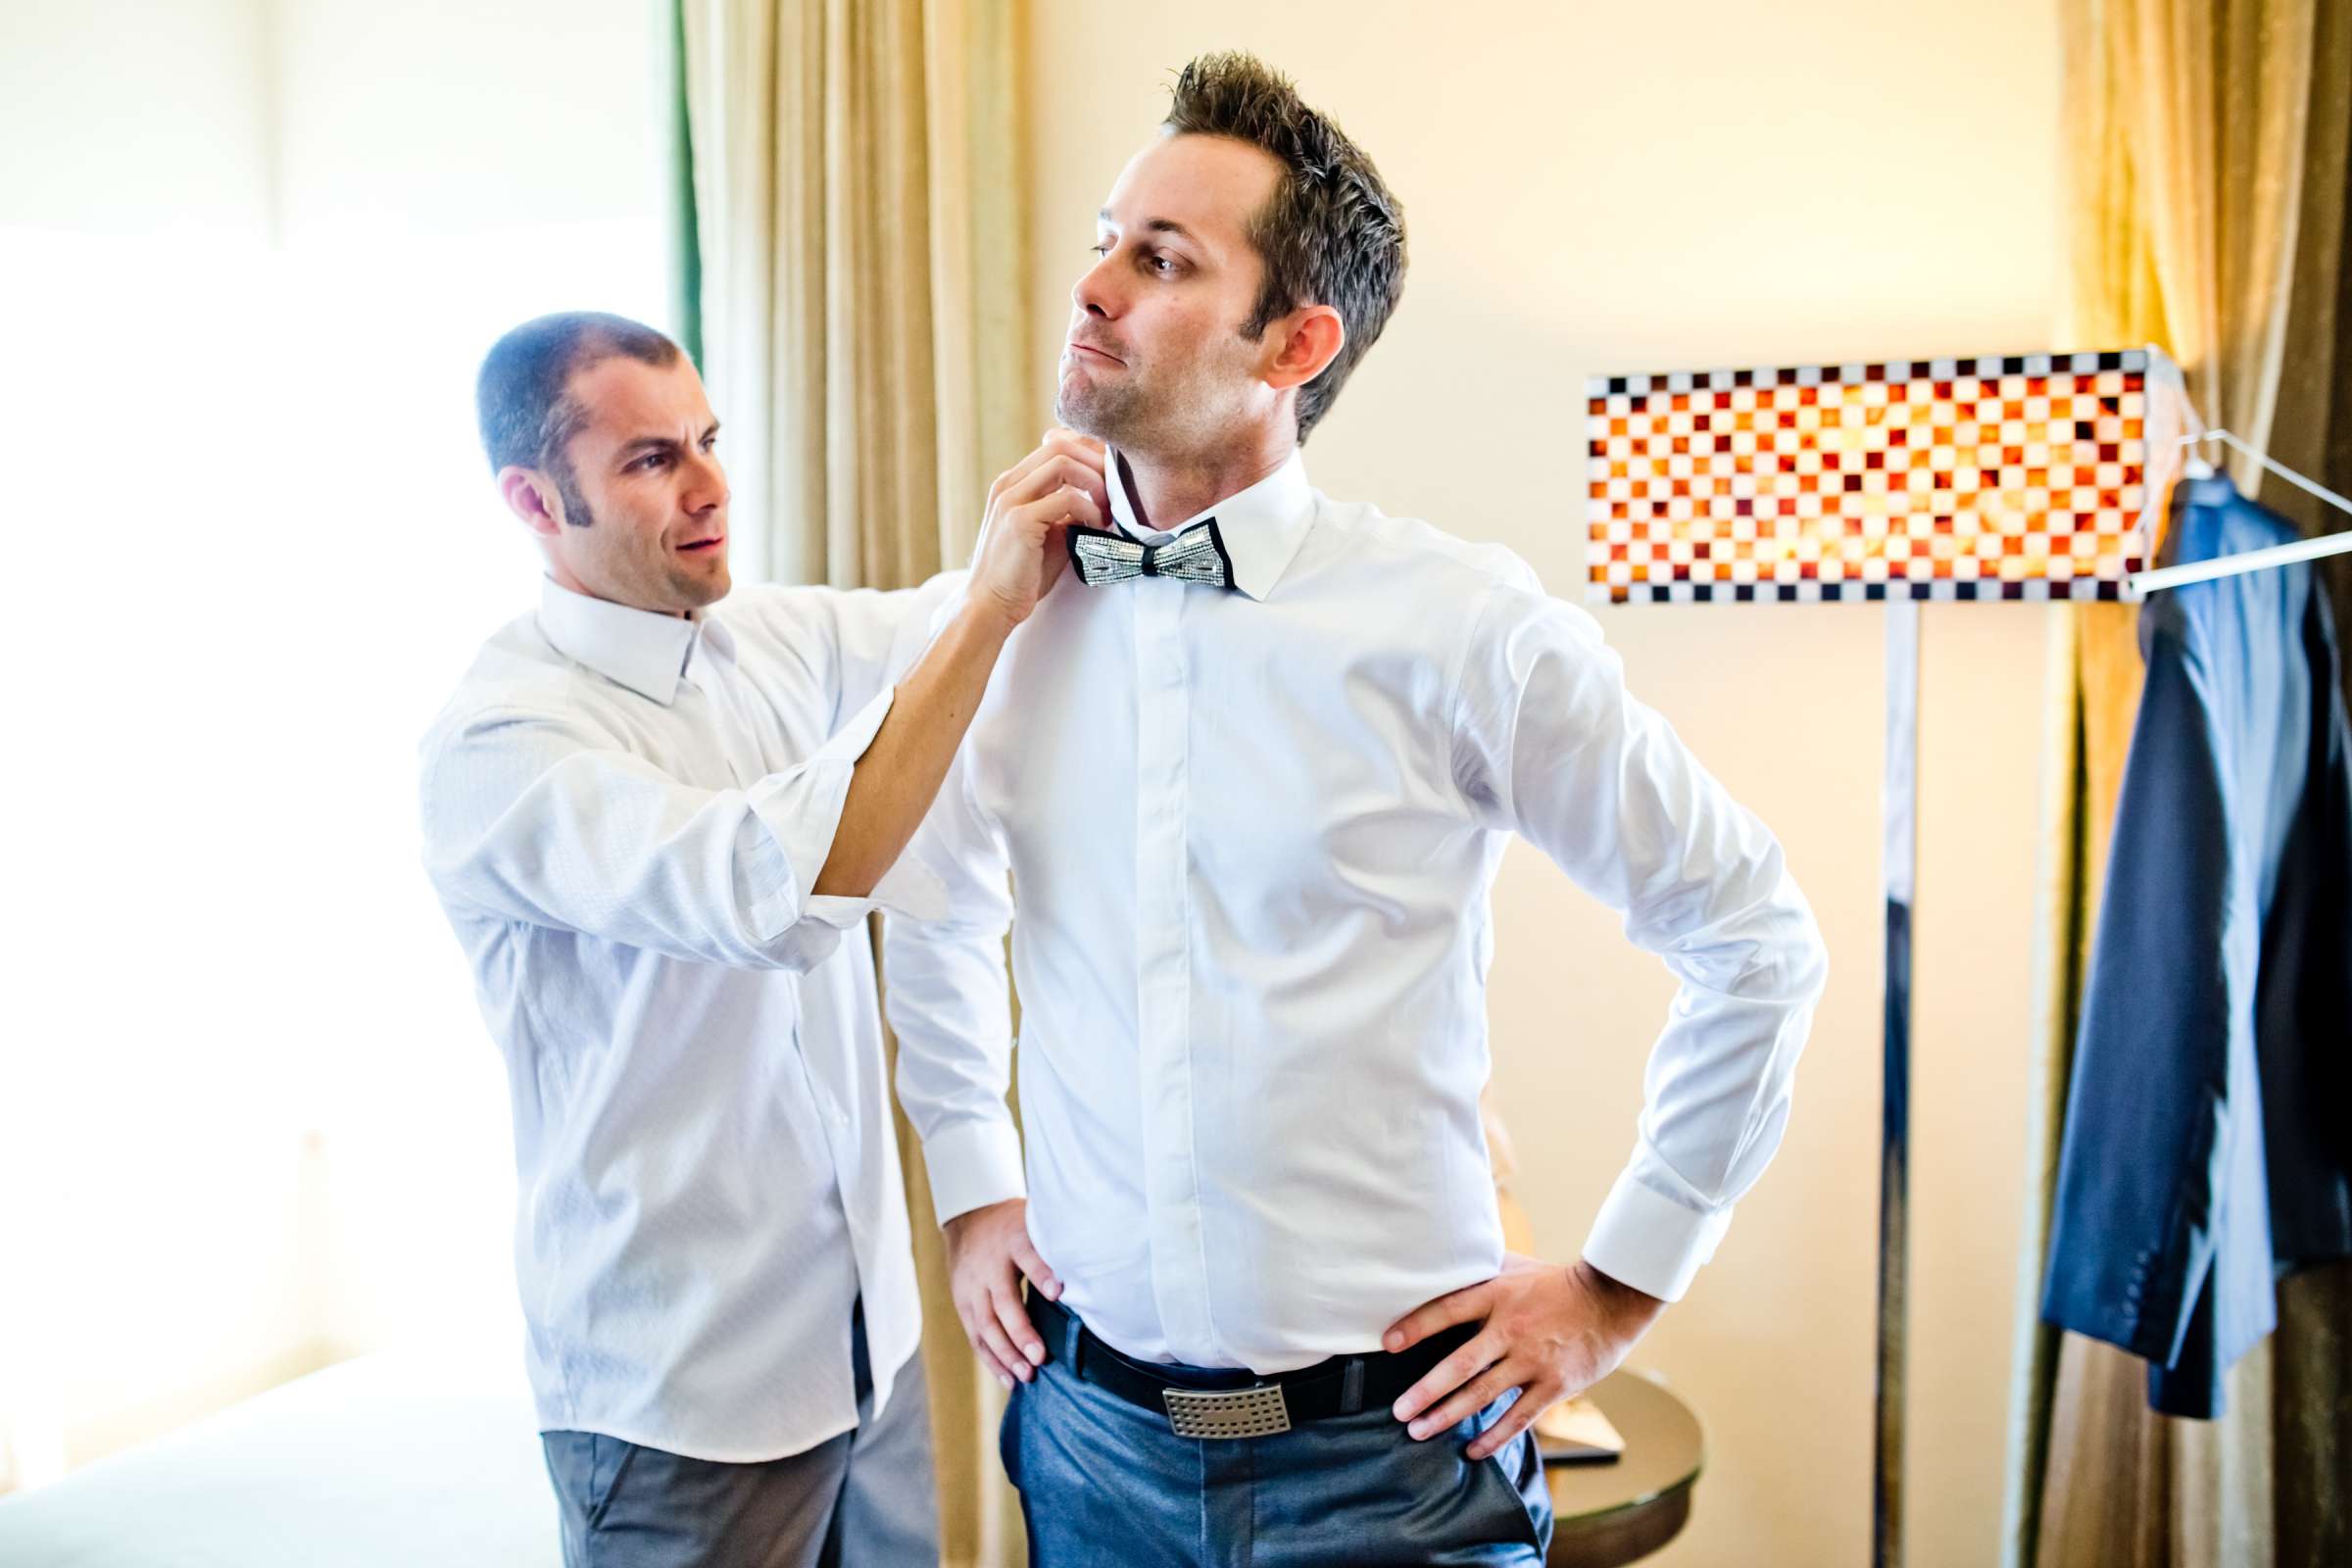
[2202,428,2352,518]
[2129,528,2352,595]
[2125,429,2352,597]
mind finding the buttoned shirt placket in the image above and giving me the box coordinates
[1131,569,1217,1361]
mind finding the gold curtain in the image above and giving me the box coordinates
[682,0,1030,590]
[2010,2,2350,1564]
[679,3,1031,1562]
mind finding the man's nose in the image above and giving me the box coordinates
[1072,253,1121,318]
[684,451,728,513]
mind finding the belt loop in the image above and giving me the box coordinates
[1340,1356,1366,1416]
[1061,1306,1085,1377]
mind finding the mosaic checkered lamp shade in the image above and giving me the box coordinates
[1585,350,2174,605]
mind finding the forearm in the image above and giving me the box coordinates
[813,598,1013,898]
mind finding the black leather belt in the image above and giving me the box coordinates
[1025,1291,1475,1440]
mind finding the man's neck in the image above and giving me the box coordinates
[1119,430,1297,534]
[545,564,700,619]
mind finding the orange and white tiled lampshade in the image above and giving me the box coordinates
[1585,349,2188,605]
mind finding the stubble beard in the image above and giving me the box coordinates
[565,486,731,613]
[662,560,728,612]
[1056,351,1246,463]
[1054,366,1148,450]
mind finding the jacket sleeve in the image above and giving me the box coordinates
[2038,612,2237,1377]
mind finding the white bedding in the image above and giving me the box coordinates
[0,1341,559,1567]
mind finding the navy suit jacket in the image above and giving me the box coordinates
[2040,473,2352,1418]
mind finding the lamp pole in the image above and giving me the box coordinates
[1877,597,1920,1568]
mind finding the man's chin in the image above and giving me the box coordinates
[1054,387,1128,446]
[670,564,731,610]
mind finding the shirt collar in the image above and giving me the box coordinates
[537,577,705,705]
[1105,448,1316,601]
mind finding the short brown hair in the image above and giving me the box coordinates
[1163,53,1406,442]
[476,312,681,483]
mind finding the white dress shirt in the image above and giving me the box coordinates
[419,575,950,1460]
[885,452,1829,1374]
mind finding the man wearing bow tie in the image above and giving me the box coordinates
[886,52,1829,1564]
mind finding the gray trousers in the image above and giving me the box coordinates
[542,1304,938,1568]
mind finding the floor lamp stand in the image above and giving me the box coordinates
[1877,598,1920,1568]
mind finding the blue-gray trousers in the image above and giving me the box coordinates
[1003,1310,1551,1567]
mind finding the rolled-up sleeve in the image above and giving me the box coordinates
[421,683,941,971]
[1451,573,1829,1300]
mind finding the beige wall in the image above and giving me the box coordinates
[0,0,272,231]
[1023,5,2064,1564]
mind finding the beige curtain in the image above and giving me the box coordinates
[2008,2,2350,1565]
[683,0,1030,590]
[679,4,1031,1563]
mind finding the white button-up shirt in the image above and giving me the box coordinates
[885,453,1828,1374]
[419,576,949,1460]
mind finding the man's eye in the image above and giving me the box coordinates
[635,454,669,471]
[1150,255,1174,274]
[1090,240,1112,258]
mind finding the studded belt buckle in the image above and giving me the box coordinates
[1160,1383,1292,1440]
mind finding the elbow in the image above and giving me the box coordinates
[1738,841,1828,1004]
[1797,913,1831,1001]
[1771,884,1831,1007]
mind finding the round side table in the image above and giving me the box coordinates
[1541,1367,1704,1567]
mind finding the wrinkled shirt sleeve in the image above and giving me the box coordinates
[882,648,1022,1224]
[1451,576,1830,1300]
[421,687,915,972]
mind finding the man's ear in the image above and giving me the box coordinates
[1262,304,1346,393]
[499,466,566,537]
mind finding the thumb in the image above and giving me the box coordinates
[1011,1231,1062,1300]
[1384,1280,1493,1351]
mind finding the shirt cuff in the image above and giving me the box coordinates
[805,840,950,929]
[739,685,948,939]
[923,1118,1027,1225]
[1580,1166,1732,1303]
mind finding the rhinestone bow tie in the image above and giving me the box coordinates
[1066,518,1233,589]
